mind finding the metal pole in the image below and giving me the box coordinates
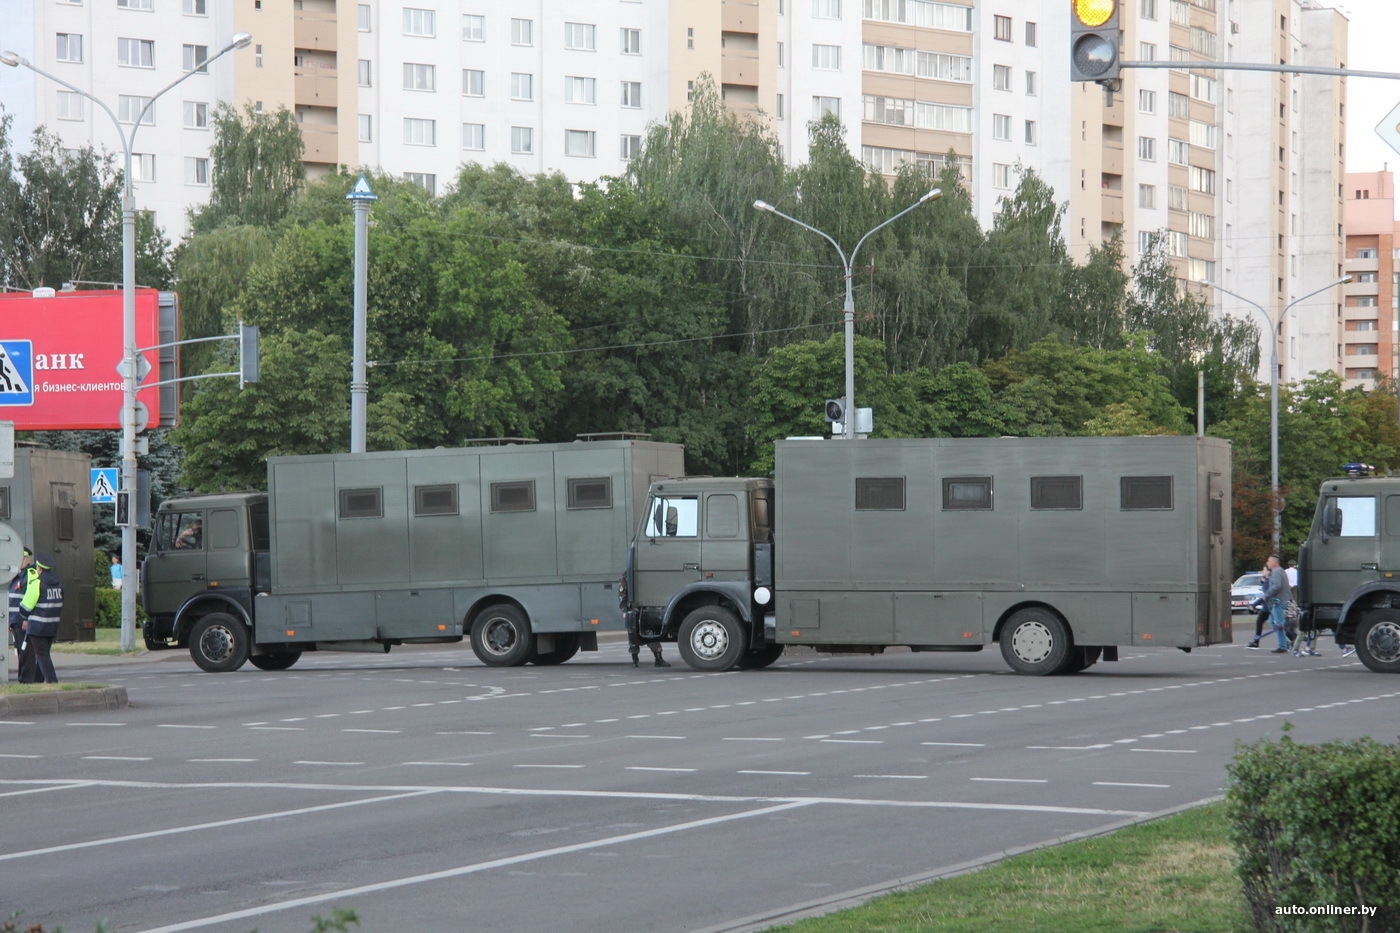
[3,37,251,652]
[753,189,940,440]
[347,176,376,453]
[1197,369,1205,437]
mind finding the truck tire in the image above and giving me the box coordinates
[249,651,302,671]
[471,605,534,667]
[529,634,581,665]
[1354,610,1400,674]
[737,645,785,670]
[677,605,746,672]
[999,608,1072,676]
[189,613,250,673]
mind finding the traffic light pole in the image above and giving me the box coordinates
[1117,61,1400,81]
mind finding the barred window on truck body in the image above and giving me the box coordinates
[855,476,906,510]
[1030,475,1082,510]
[338,487,384,519]
[943,476,992,510]
[415,483,459,516]
[567,477,612,509]
[491,480,536,513]
[1120,476,1173,510]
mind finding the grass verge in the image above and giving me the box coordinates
[765,802,1247,933]
[52,628,146,657]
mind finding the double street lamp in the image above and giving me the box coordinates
[1204,275,1351,551]
[3,33,252,651]
[754,189,941,439]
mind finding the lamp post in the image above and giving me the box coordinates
[754,189,941,439]
[3,33,252,652]
[1204,275,1351,551]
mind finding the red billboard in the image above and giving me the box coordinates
[0,289,165,430]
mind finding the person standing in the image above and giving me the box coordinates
[1262,554,1290,654]
[9,547,36,676]
[18,552,62,684]
[109,552,123,590]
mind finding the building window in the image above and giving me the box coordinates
[357,4,370,31]
[621,81,642,108]
[1025,70,1036,95]
[119,37,155,68]
[461,14,484,41]
[777,41,784,66]
[404,172,436,196]
[462,123,484,150]
[812,44,841,69]
[1141,0,1158,18]
[813,0,841,18]
[1189,258,1216,283]
[511,73,534,101]
[1169,91,1190,118]
[183,44,210,73]
[1168,137,1189,165]
[1189,211,1214,238]
[462,69,484,96]
[254,44,263,67]
[1166,230,1189,257]
[992,162,1012,189]
[621,27,641,54]
[776,92,783,117]
[118,0,154,9]
[1354,296,1378,308]
[403,63,435,91]
[621,134,642,159]
[404,117,436,146]
[1189,165,1216,194]
[183,0,207,13]
[1139,184,1156,209]
[564,22,597,50]
[994,15,1012,40]
[118,94,155,124]
[1139,89,1156,113]
[358,59,371,87]
[1190,120,1218,149]
[1355,248,1377,259]
[131,153,156,182]
[1138,136,1157,161]
[1356,271,1378,283]
[1025,20,1037,46]
[1024,120,1036,145]
[992,64,1011,91]
[687,27,694,50]
[512,18,533,46]
[403,8,436,37]
[511,126,533,154]
[565,129,596,157]
[565,76,596,104]
[56,33,84,63]
[184,156,209,185]
[812,96,840,119]
[1139,41,1157,61]
[357,114,372,142]
[992,114,1011,140]
[56,90,84,120]
[1190,73,1217,103]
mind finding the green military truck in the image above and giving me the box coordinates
[621,436,1233,675]
[143,437,684,672]
[1297,470,1400,673]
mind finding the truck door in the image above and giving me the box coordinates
[632,493,701,608]
[146,509,208,615]
[1310,492,1380,607]
[1206,472,1230,642]
[701,492,750,583]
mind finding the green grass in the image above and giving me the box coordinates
[51,628,146,657]
[0,681,109,694]
[765,802,1248,933]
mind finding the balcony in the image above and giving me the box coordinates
[300,124,338,164]
[295,63,338,106]
[1101,189,1123,225]
[721,51,759,88]
[722,0,760,32]
[295,10,338,52]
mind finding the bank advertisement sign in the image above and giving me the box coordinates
[0,289,164,430]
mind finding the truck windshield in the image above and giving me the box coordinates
[644,496,698,537]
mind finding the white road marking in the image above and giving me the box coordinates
[342,729,400,734]
[188,759,256,763]
[923,742,986,747]
[1130,748,1197,754]
[627,735,685,740]
[1027,745,1110,750]
[515,764,583,769]
[82,756,152,762]
[970,777,1047,784]
[0,753,41,759]
[402,762,472,767]
[157,725,216,730]
[854,774,927,780]
[1094,781,1170,788]
[820,739,882,745]
[65,722,124,727]
[625,766,696,773]
[249,727,304,732]
[738,770,810,776]
[723,737,784,742]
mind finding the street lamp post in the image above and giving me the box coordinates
[3,33,252,652]
[1205,275,1351,551]
[754,189,941,439]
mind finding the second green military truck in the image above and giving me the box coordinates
[143,436,684,672]
[622,436,1233,675]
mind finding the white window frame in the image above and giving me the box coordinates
[621,134,642,160]
[358,113,372,142]
[565,75,596,104]
[564,22,597,51]
[462,69,485,97]
[358,59,372,87]
[119,37,155,69]
[403,8,436,38]
[1138,136,1157,161]
[131,153,156,182]
[812,96,841,119]
[183,0,208,14]
[992,162,1012,189]
[813,0,841,18]
[621,81,642,108]
[56,34,84,63]
[511,126,534,154]
[812,44,841,70]
[119,94,155,125]
[512,19,533,46]
[403,63,435,92]
[462,122,485,150]
[621,27,641,54]
[56,90,84,120]
[510,73,534,101]
[565,129,596,157]
[184,156,209,185]
[183,43,210,73]
[992,64,1010,91]
[404,117,437,146]
[462,14,485,41]
[992,113,1011,141]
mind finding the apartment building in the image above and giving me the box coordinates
[1343,171,1399,390]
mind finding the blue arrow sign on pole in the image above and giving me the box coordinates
[90,468,118,504]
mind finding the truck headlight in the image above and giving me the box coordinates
[754,586,772,606]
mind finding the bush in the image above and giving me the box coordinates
[93,588,146,628]
[1226,729,1400,932]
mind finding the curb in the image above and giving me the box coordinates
[0,686,129,716]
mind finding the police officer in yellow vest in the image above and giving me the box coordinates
[8,547,37,673]
[18,551,62,684]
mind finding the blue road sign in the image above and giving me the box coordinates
[91,468,118,504]
[0,340,34,407]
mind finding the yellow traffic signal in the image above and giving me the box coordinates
[1074,0,1117,28]
[1071,0,1121,83]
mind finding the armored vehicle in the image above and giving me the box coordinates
[143,437,683,671]
[623,436,1232,675]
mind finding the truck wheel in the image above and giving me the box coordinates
[471,605,534,667]
[189,613,250,673]
[249,651,302,671]
[1355,610,1400,673]
[677,605,746,672]
[999,608,1072,676]
[529,634,581,665]
[737,645,784,670]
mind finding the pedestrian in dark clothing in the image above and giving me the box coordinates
[9,548,36,677]
[18,551,62,684]
[1246,564,1271,649]
[1262,554,1290,653]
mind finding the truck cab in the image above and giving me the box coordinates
[1299,474,1400,673]
[623,477,780,670]
[142,492,271,667]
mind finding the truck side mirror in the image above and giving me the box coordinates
[1322,502,1341,539]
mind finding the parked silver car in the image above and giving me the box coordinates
[1232,572,1265,613]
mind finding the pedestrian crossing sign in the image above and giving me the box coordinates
[0,340,34,407]
[91,468,118,504]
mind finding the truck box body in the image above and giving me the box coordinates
[773,436,1233,651]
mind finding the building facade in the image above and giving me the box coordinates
[1343,170,1399,390]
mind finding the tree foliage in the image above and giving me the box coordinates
[189,103,305,235]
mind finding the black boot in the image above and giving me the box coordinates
[651,645,670,668]
[630,648,640,668]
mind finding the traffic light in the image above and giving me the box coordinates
[824,400,845,423]
[1071,0,1121,84]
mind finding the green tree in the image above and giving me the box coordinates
[189,103,305,234]
[172,224,277,375]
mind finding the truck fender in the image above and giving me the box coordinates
[662,582,754,635]
[173,594,252,643]
[1336,582,1400,633]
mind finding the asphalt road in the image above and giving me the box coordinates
[2,634,1396,933]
